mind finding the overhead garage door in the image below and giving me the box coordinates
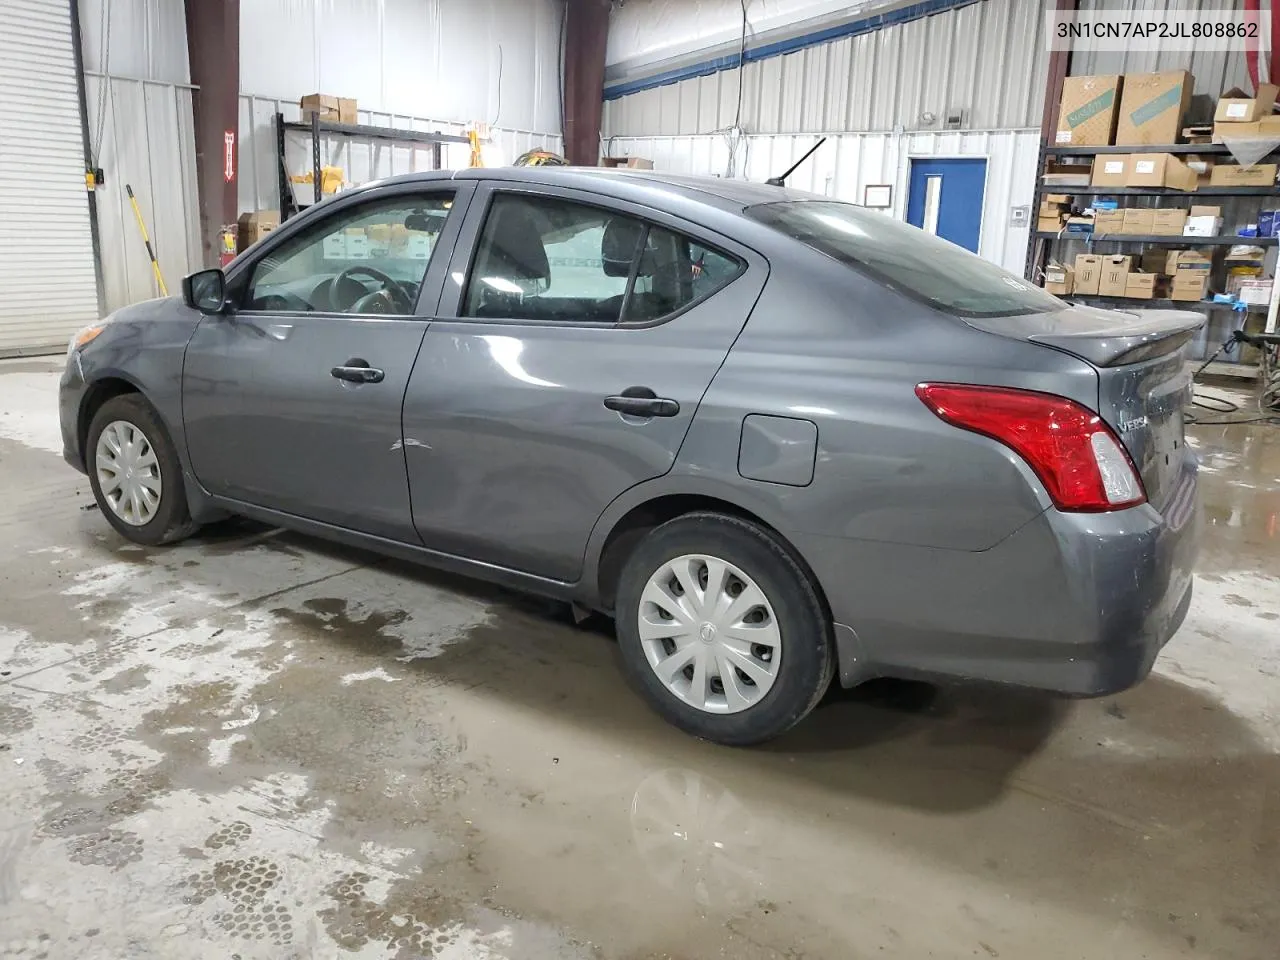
[0,0,100,356]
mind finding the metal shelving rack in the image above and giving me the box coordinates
[274,113,471,220]
[1024,140,1280,379]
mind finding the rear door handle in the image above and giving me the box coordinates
[604,392,680,418]
[331,359,385,384]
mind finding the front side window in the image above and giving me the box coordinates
[747,200,1062,319]
[463,193,743,324]
[244,193,454,315]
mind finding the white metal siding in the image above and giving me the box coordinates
[0,0,100,355]
[240,0,564,135]
[602,0,1050,138]
[604,130,1041,276]
[79,0,199,313]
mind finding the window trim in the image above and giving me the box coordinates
[226,181,471,320]
[447,184,747,330]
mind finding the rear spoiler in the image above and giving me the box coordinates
[1028,309,1207,367]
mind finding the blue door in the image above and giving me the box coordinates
[906,158,987,253]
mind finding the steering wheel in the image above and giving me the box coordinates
[332,265,413,314]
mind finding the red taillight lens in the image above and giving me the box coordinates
[915,383,1146,512]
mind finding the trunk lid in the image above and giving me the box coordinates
[966,305,1202,510]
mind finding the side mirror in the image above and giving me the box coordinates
[182,268,228,314]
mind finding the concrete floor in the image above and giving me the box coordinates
[0,356,1277,960]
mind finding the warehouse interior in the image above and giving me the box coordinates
[0,0,1278,957]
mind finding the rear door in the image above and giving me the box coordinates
[402,183,767,581]
[182,182,472,542]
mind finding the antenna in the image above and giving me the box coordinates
[766,137,827,186]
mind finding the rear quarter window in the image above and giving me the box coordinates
[748,200,1062,319]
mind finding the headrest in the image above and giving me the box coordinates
[601,217,650,278]
[482,200,550,281]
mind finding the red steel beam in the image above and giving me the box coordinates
[184,0,240,267]
[562,0,610,166]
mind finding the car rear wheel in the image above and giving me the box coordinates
[87,394,197,546]
[615,512,834,746]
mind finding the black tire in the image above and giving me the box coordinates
[86,393,198,546]
[615,512,835,746]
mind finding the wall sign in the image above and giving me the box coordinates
[223,131,236,183]
[863,184,892,208]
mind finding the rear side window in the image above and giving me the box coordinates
[748,200,1062,319]
[463,193,742,325]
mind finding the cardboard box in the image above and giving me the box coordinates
[1063,216,1095,235]
[1097,255,1133,296]
[236,210,279,252]
[1121,208,1156,234]
[1190,205,1222,218]
[300,94,357,124]
[599,156,654,169]
[1093,209,1126,234]
[1214,84,1279,123]
[1238,278,1273,306]
[1209,163,1278,187]
[1044,194,1071,204]
[1138,251,1167,274]
[1042,162,1093,187]
[1171,272,1211,301]
[344,228,370,260]
[1091,154,1130,187]
[1056,74,1122,146]
[1151,209,1189,236]
[1166,249,1212,274]
[1183,215,1222,237]
[1126,153,1198,191]
[1259,210,1279,238]
[1125,272,1164,299]
[1037,216,1064,233]
[1214,115,1280,141]
[1043,263,1074,296]
[1074,254,1104,295]
[1115,71,1192,145]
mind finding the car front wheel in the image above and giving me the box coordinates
[615,512,834,746]
[87,393,197,546]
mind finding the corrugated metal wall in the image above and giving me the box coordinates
[80,0,200,312]
[240,0,564,136]
[604,130,1041,274]
[237,94,563,214]
[602,0,1050,137]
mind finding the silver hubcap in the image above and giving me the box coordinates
[638,554,782,715]
[95,420,162,527]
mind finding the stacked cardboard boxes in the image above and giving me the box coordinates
[1056,75,1122,146]
[1212,84,1279,141]
[1167,250,1213,301]
[1038,195,1071,232]
[300,94,358,124]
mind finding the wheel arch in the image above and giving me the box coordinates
[77,374,145,465]
[583,477,830,620]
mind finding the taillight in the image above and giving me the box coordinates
[915,383,1146,512]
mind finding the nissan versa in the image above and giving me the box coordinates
[59,167,1201,745]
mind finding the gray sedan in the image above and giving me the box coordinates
[59,167,1200,745]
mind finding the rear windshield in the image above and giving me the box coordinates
[747,200,1063,319]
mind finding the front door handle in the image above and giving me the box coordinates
[331,358,385,384]
[604,388,680,418]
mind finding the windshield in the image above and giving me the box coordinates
[747,200,1063,318]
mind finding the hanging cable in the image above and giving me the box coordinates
[91,0,112,164]
[734,0,749,129]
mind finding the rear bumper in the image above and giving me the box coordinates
[808,459,1200,695]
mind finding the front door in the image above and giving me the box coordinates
[181,182,471,542]
[906,158,987,253]
[402,185,766,581]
